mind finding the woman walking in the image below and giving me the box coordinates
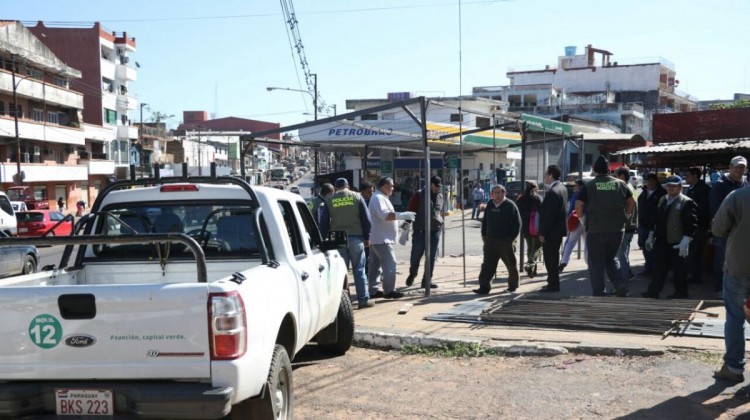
[559,180,587,271]
[516,181,543,277]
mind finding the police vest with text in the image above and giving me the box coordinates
[327,190,365,236]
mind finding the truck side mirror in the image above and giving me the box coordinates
[320,230,347,252]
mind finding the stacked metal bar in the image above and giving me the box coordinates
[480,296,703,335]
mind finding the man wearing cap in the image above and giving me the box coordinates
[709,156,748,297]
[575,155,635,297]
[309,183,334,228]
[712,184,750,383]
[642,175,698,299]
[405,175,444,289]
[367,177,416,299]
[320,178,374,309]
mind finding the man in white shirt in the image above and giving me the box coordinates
[368,177,416,299]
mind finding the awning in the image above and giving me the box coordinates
[612,138,750,155]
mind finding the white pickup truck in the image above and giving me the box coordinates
[0,173,354,419]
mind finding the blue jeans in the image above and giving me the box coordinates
[472,200,482,219]
[617,231,634,281]
[409,229,441,284]
[586,231,625,296]
[714,237,727,292]
[722,272,750,373]
[339,235,369,305]
[368,244,398,294]
[637,226,654,272]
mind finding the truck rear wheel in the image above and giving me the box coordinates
[320,291,355,355]
[231,344,293,420]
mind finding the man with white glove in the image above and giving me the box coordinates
[367,177,412,299]
[644,231,655,252]
[642,175,698,299]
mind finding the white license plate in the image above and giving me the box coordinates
[18,228,27,233]
[55,389,114,416]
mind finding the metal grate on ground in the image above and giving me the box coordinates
[479,296,705,336]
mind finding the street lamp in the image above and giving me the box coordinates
[266,73,318,120]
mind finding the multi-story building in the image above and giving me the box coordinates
[0,21,87,209]
[28,21,138,204]
[472,44,698,138]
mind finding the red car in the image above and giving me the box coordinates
[16,210,73,237]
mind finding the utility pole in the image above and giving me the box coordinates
[11,54,22,185]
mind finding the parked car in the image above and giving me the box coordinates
[16,210,73,237]
[0,230,37,276]
[0,192,17,236]
[290,186,301,194]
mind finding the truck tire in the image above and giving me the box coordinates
[320,291,355,355]
[231,344,293,420]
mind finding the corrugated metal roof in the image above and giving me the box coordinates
[612,138,750,155]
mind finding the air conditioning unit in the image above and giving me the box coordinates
[33,146,40,156]
[120,56,130,64]
[79,151,91,160]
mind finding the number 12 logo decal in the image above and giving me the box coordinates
[29,314,62,349]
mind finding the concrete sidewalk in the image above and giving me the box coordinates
[350,222,726,357]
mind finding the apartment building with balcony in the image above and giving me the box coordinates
[0,20,90,210]
[28,21,138,205]
[472,44,699,139]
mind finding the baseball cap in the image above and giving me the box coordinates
[430,175,442,187]
[731,156,747,167]
[665,175,682,186]
[334,178,349,188]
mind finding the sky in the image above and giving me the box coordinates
[6,0,750,129]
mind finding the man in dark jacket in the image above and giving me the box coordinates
[637,173,666,276]
[709,156,747,296]
[642,175,698,299]
[684,167,711,284]
[473,185,522,295]
[539,165,568,292]
[405,176,444,289]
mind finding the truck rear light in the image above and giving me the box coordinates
[160,184,199,192]
[208,291,247,360]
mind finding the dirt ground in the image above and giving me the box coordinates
[293,347,750,419]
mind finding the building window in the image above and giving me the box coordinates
[450,113,464,122]
[52,76,67,88]
[104,108,117,125]
[47,112,59,125]
[32,108,44,122]
[382,113,395,120]
[476,117,490,128]
[11,104,22,119]
[490,163,495,170]
[479,163,484,171]
[0,101,4,116]
[102,78,114,93]
[360,114,378,121]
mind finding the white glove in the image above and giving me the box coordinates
[395,211,416,221]
[398,222,411,246]
[673,235,692,258]
[645,231,655,252]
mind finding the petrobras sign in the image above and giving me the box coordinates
[299,121,421,143]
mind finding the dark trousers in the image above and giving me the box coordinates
[688,229,709,283]
[637,226,655,272]
[408,229,441,284]
[714,237,727,292]
[543,235,563,289]
[586,231,626,296]
[648,239,688,297]
[478,237,519,291]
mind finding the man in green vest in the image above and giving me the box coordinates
[642,175,698,299]
[308,183,334,228]
[575,155,635,297]
[320,178,373,309]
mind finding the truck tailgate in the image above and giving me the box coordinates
[0,283,212,381]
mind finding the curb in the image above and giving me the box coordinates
[353,328,670,357]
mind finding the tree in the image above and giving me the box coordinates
[149,111,175,125]
[709,99,750,110]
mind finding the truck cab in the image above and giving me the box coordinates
[6,186,50,210]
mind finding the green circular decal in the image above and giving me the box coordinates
[28,314,62,349]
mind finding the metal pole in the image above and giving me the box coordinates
[518,121,527,273]
[11,54,22,185]
[312,73,318,121]
[421,97,431,296]
[492,116,497,185]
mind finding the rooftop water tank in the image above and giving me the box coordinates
[564,46,577,56]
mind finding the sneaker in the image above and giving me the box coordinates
[405,274,416,287]
[558,263,567,273]
[501,288,517,293]
[713,365,744,383]
[421,282,438,289]
[472,288,491,295]
[370,291,385,299]
[358,301,375,309]
[383,291,404,299]
[539,285,560,293]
